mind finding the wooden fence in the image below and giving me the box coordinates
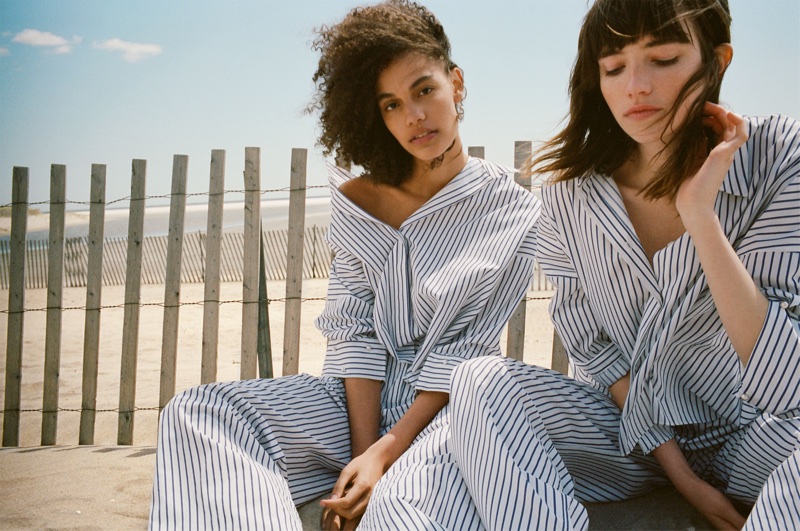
[0,227,332,290]
[1,144,553,448]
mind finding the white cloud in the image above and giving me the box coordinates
[93,38,162,63]
[12,29,81,54]
[0,47,10,57]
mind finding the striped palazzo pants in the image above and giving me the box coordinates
[446,357,800,530]
[149,354,483,530]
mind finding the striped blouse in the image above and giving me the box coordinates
[537,114,800,455]
[315,157,541,393]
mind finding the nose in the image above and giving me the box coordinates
[405,102,425,125]
[626,64,652,97]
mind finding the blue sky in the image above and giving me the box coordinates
[1,0,798,209]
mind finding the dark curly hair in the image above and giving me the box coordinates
[530,0,731,200]
[308,0,460,186]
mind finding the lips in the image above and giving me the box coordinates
[410,129,436,144]
[624,105,660,120]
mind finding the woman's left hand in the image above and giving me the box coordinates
[675,102,748,230]
[320,443,390,523]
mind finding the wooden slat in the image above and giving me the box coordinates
[467,145,485,159]
[41,164,67,445]
[3,167,29,447]
[240,147,260,380]
[257,227,273,379]
[551,330,570,375]
[506,141,532,361]
[118,159,147,445]
[201,149,225,384]
[79,164,107,444]
[158,155,188,409]
[283,148,307,376]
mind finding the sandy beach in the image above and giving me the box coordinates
[0,196,556,529]
[0,275,555,530]
[0,280,555,447]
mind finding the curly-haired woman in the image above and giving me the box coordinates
[149,1,540,529]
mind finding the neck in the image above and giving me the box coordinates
[615,142,669,194]
[405,135,468,198]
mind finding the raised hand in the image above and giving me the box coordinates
[675,102,748,229]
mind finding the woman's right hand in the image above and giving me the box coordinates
[674,472,746,530]
[653,439,745,530]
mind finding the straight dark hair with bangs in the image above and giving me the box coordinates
[531,0,732,199]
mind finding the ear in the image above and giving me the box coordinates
[715,43,733,75]
[450,67,465,103]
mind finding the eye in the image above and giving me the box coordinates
[653,57,679,67]
[418,86,434,96]
[382,101,398,112]
[601,65,624,77]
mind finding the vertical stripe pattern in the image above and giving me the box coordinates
[453,115,799,529]
[150,157,541,528]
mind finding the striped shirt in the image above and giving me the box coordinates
[315,157,540,395]
[537,114,800,456]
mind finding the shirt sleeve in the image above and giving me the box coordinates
[315,247,387,381]
[537,185,630,389]
[739,147,800,414]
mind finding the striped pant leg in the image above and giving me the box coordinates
[719,413,800,530]
[359,407,485,531]
[450,356,588,530]
[745,447,800,530]
[149,374,350,530]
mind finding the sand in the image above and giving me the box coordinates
[0,278,555,529]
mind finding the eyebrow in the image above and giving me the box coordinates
[598,36,687,59]
[377,74,434,102]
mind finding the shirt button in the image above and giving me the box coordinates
[779,301,789,309]
[741,393,749,401]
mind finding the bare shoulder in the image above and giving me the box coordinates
[338,176,384,213]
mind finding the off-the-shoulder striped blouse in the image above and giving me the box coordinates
[315,156,541,393]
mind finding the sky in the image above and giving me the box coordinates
[1,0,799,210]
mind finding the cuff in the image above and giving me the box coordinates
[321,338,387,380]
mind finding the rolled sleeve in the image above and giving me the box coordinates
[322,338,386,380]
[316,249,387,381]
[741,297,800,414]
[417,344,498,393]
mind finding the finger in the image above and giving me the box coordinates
[330,468,355,499]
[335,494,370,520]
[321,506,342,531]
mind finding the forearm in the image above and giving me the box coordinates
[344,378,382,458]
[369,391,449,470]
[684,213,768,365]
[608,372,630,411]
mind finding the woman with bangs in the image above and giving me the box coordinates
[449,0,799,529]
[149,1,541,529]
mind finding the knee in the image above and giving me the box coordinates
[451,356,511,401]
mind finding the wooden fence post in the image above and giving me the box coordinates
[201,149,225,384]
[257,228,273,379]
[467,146,485,159]
[118,159,147,445]
[2,167,29,447]
[506,141,532,361]
[79,164,107,444]
[158,155,188,409]
[41,164,67,445]
[283,148,307,376]
[241,147,260,380]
